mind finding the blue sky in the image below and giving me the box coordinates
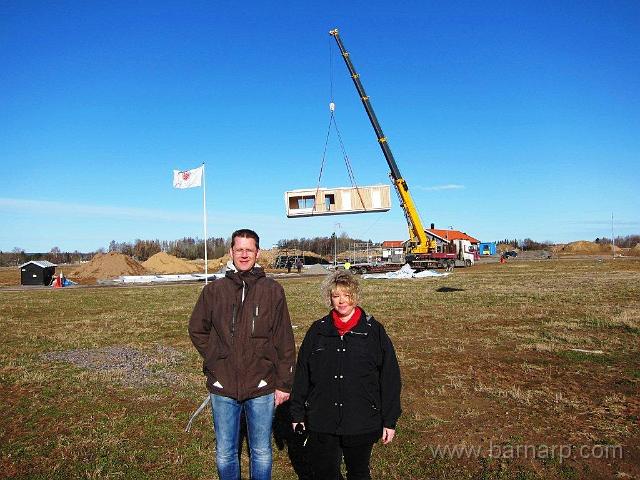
[1,1,639,252]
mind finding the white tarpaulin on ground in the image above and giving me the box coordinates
[362,264,451,279]
[113,273,225,284]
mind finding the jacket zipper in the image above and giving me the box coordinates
[252,304,259,335]
[237,281,246,400]
[349,331,368,337]
[337,336,344,423]
[231,304,237,342]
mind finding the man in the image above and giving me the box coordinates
[189,228,296,480]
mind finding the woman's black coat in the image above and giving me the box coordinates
[289,309,402,435]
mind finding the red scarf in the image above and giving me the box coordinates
[332,306,362,336]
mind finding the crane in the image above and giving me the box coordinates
[329,28,477,271]
[329,28,429,258]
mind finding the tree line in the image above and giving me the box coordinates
[277,233,374,257]
[0,237,231,267]
[497,235,640,250]
[496,238,554,250]
[594,235,640,248]
[3,234,638,267]
[0,247,92,267]
[107,237,230,261]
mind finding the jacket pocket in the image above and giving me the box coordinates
[360,380,381,411]
[305,386,321,412]
[308,345,329,381]
[208,322,230,358]
[250,304,271,338]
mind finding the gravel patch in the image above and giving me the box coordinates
[42,344,185,388]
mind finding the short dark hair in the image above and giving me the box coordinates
[231,229,260,249]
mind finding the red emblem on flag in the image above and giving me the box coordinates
[182,171,191,181]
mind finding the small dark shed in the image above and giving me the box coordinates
[20,260,57,286]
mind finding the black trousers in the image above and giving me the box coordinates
[307,431,378,480]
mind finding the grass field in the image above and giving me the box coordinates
[1,258,639,479]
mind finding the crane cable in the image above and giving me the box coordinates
[330,114,366,208]
[313,37,367,213]
[312,114,334,213]
[312,38,335,213]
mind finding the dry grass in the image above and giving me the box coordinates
[0,258,639,479]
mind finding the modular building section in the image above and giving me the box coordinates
[20,260,57,286]
[285,185,391,218]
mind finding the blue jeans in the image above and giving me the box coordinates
[210,392,275,480]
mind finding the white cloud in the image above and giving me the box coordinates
[0,197,202,223]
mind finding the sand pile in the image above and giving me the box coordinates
[497,243,517,253]
[212,254,232,268]
[68,252,149,281]
[203,249,283,269]
[143,252,202,274]
[562,241,612,254]
[563,241,602,253]
[258,249,278,267]
[631,244,640,256]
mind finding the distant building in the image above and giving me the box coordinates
[425,228,480,253]
[19,260,57,286]
[478,242,497,256]
[381,241,404,261]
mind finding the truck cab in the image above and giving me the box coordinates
[452,239,479,267]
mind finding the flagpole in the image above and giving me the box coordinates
[202,162,208,285]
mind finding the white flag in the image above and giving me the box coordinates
[173,165,203,189]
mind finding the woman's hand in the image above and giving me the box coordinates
[275,389,290,406]
[381,427,395,444]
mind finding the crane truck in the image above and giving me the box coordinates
[329,28,477,273]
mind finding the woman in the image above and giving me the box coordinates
[290,270,402,479]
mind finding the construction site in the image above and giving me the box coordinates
[1,13,639,480]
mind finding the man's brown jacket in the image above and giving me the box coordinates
[188,266,296,401]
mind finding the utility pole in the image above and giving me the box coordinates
[333,222,341,267]
[611,212,615,259]
[332,232,337,267]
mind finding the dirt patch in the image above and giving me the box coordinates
[42,345,185,388]
[0,266,19,287]
[3,258,639,479]
[207,253,232,271]
[67,252,148,282]
[558,240,619,254]
[497,243,517,253]
[258,248,280,267]
[142,252,202,274]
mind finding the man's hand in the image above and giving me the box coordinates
[274,389,290,406]
[381,427,395,445]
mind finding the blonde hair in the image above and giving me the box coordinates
[322,269,360,307]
